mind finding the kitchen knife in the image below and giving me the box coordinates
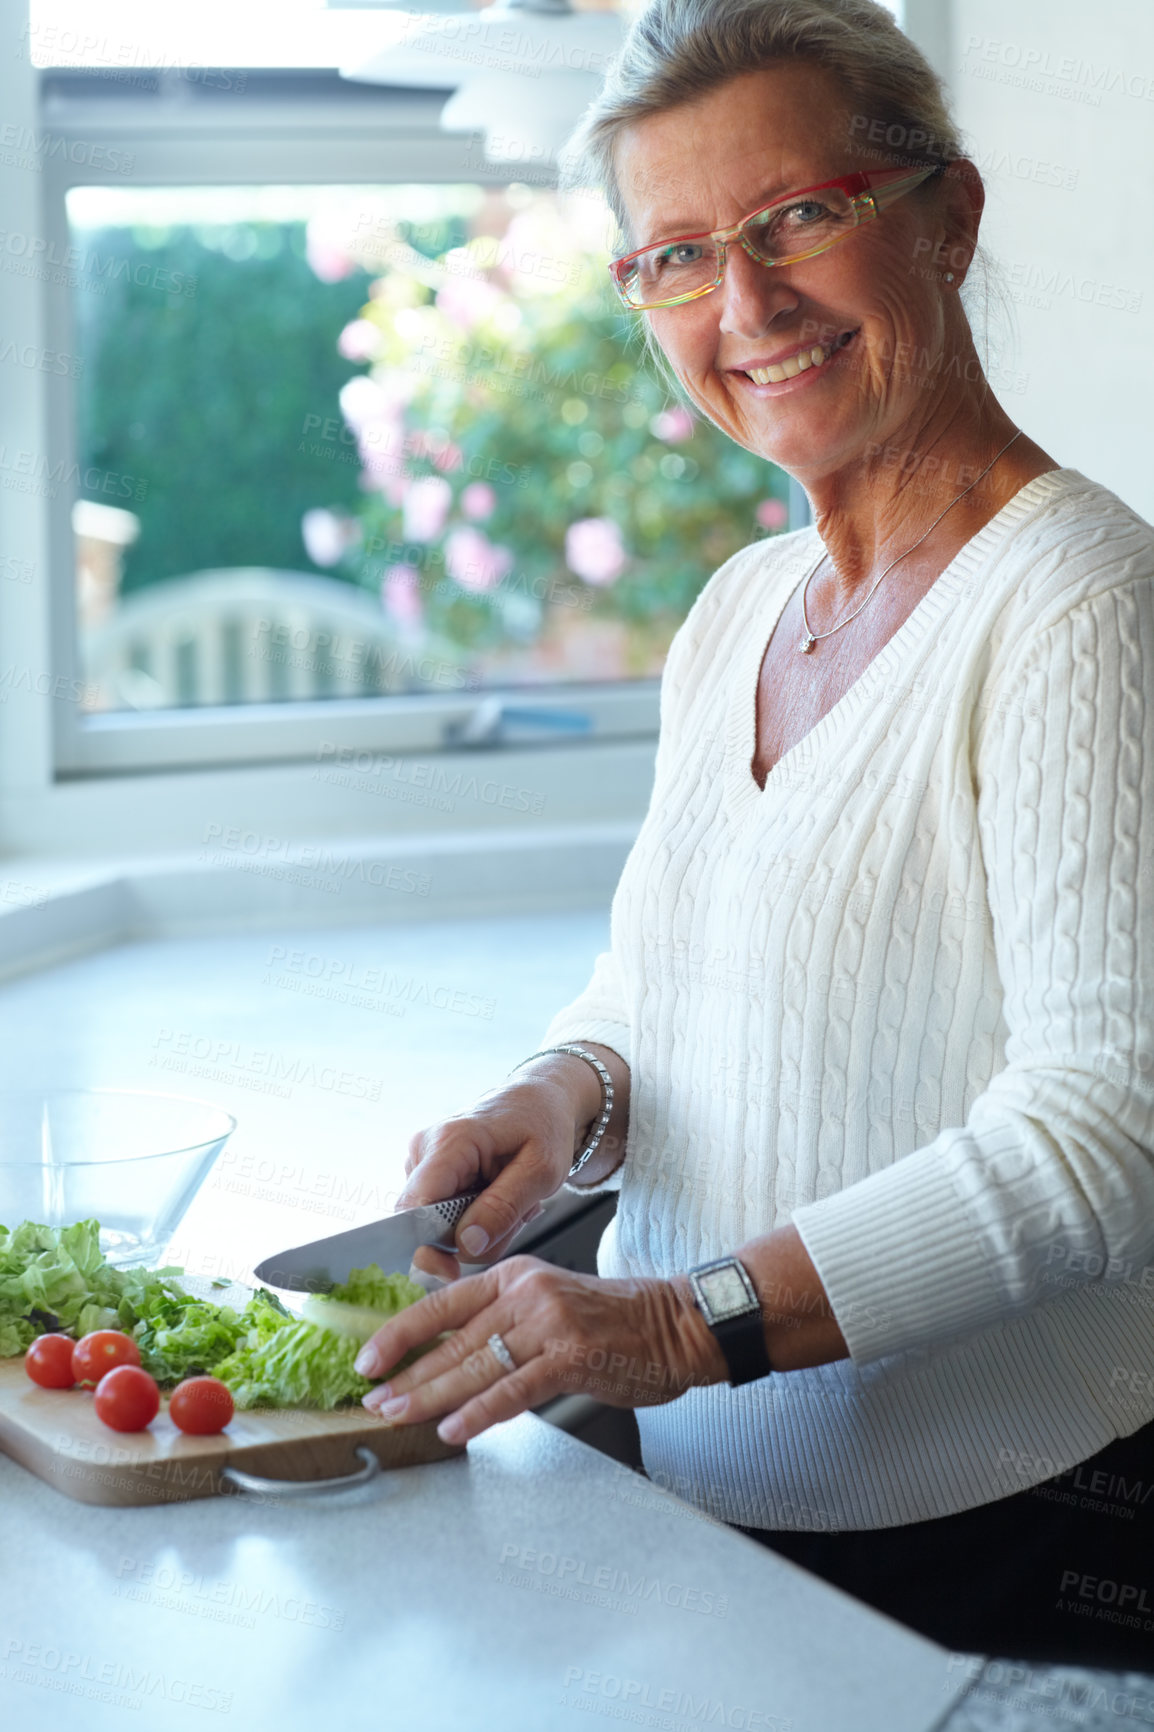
[253,1187,485,1293]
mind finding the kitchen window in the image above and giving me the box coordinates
[25,67,794,782]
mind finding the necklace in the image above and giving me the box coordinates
[796,429,1023,654]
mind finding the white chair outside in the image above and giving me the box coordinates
[83,568,460,709]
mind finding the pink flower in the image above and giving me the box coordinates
[756,499,789,531]
[460,481,496,521]
[649,405,695,443]
[436,270,505,331]
[305,215,357,284]
[402,476,452,543]
[565,517,627,586]
[301,508,353,567]
[337,319,380,363]
[381,564,423,627]
[445,527,514,592]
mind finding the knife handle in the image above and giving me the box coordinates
[424,1186,486,1253]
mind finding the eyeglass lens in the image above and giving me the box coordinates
[622,185,861,307]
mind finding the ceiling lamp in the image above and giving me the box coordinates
[332,0,629,165]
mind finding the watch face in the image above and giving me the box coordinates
[697,1262,756,1322]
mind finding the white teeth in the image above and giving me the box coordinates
[745,341,837,385]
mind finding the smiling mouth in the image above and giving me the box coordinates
[743,329,857,385]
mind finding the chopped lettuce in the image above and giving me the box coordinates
[0,1220,427,1409]
[335,1264,426,1313]
[213,1266,426,1410]
[132,1288,291,1384]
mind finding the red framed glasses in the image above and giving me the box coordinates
[609,163,944,311]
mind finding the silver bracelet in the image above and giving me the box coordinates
[508,1043,615,1181]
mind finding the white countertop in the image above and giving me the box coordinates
[0,1414,965,1732]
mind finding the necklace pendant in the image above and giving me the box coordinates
[798,632,816,654]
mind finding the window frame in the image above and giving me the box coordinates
[33,69,672,783]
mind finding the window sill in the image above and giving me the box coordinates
[0,818,635,982]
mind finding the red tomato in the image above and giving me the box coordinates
[72,1329,141,1388]
[25,1334,77,1389]
[93,1365,160,1433]
[168,1377,234,1435]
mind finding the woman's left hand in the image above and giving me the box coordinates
[354,1255,729,1444]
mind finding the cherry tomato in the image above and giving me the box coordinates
[24,1333,77,1389]
[168,1376,234,1435]
[93,1365,160,1433]
[72,1329,141,1388]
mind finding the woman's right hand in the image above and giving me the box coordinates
[398,1070,585,1284]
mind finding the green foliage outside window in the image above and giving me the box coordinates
[72,187,790,681]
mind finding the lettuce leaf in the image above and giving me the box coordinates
[212,1267,426,1409]
[133,1289,290,1383]
[334,1265,426,1312]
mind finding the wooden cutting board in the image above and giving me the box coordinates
[0,1280,464,1506]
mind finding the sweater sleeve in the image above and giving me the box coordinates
[791,577,1154,1364]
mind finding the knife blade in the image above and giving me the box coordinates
[252,1187,485,1293]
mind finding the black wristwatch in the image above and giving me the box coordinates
[687,1256,774,1387]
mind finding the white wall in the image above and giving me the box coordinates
[941,0,1153,521]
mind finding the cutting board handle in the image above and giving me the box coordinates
[219,1443,381,1498]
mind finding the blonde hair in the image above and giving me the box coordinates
[560,0,1006,396]
[562,0,963,245]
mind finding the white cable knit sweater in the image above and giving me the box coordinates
[541,468,1154,1531]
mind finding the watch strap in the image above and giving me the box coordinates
[710,1309,774,1386]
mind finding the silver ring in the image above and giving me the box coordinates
[488,1331,516,1375]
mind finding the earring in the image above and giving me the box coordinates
[944,271,955,283]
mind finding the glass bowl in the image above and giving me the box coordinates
[0,1089,236,1266]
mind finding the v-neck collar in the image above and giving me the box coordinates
[721,467,1080,816]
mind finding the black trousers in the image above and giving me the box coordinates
[735,1420,1154,1670]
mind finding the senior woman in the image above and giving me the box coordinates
[356,0,1154,1666]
